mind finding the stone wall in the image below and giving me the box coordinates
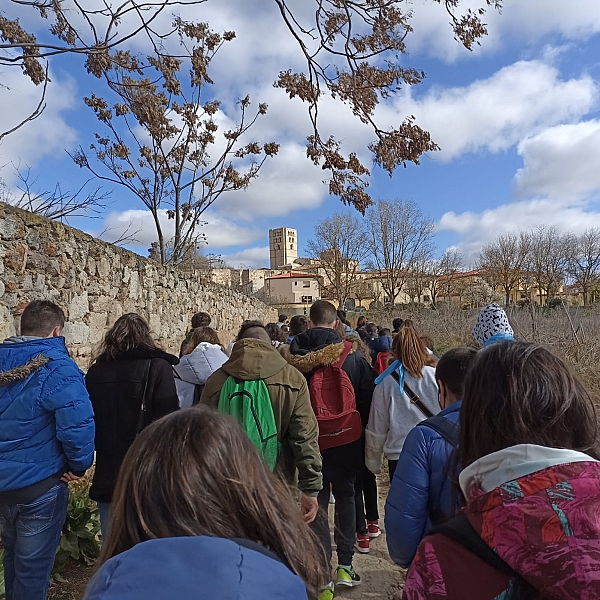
[0,203,277,365]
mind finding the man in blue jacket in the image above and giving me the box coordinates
[0,300,95,600]
[385,346,477,568]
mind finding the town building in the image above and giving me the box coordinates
[264,272,320,307]
[269,227,298,269]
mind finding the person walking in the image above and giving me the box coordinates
[282,301,376,598]
[83,408,327,600]
[0,300,95,600]
[179,311,211,357]
[85,313,179,538]
[365,320,439,481]
[175,327,228,408]
[404,342,600,599]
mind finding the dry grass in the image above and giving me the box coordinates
[356,303,600,399]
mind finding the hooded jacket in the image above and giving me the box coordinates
[472,303,516,347]
[84,536,308,600]
[86,346,179,503]
[174,342,228,408]
[281,327,377,479]
[385,401,461,568]
[201,338,322,497]
[368,335,393,364]
[403,445,600,600]
[0,336,95,502]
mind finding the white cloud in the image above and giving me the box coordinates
[385,60,597,161]
[221,246,270,269]
[0,69,78,181]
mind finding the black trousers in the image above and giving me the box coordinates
[354,465,379,534]
[388,459,398,481]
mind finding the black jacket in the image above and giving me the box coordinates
[86,346,179,503]
[282,328,376,479]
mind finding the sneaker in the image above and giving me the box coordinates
[355,533,370,553]
[318,583,335,600]
[336,565,361,587]
[367,520,382,538]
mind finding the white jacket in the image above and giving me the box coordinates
[174,342,228,408]
[365,366,439,472]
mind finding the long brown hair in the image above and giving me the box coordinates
[460,342,600,469]
[90,313,158,366]
[181,326,222,356]
[101,408,328,597]
[392,320,427,378]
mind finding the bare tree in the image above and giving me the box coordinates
[479,232,532,306]
[364,199,434,304]
[70,20,278,264]
[566,228,600,306]
[306,212,367,307]
[429,248,465,306]
[405,251,434,304]
[528,226,569,305]
[1,165,109,221]
[1,0,502,207]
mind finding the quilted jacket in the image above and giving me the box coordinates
[386,402,461,568]
[0,336,95,491]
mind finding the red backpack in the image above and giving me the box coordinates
[376,351,390,375]
[309,341,363,450]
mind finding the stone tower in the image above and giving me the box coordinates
[269,227,298,270]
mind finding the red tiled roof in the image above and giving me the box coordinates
[266,272,317,280]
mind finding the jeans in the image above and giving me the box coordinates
[0,482,69,600]
[311,476,356,568]
[96,502,111,540]
[355,465,379,534]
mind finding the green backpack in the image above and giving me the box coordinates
[217,377,281,471]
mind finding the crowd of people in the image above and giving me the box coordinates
[0,298,599,599]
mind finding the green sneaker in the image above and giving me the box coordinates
[318,582,335,600]
[336,565,361,587]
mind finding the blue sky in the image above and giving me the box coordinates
[2,0,600,267]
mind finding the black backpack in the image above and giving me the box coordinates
[416,415,459,447]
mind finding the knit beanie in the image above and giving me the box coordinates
[472,303,514,348]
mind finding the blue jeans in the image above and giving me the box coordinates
[96,502,111,540]
[0,482,69,600]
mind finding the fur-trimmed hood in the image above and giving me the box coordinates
[281,338,359,374]
[0,354,49,386]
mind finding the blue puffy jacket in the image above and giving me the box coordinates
[385,401,461,568]
[0,337,95,491]
[84,536,309,600]
[368,335,393,363]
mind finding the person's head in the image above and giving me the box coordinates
[309,300,338,329]
[91,313,157,364]
[391,320,427,378]
[392,317,404,332]
[336,309,348,325]
[472,303,514,348]
[265,323,283,343]
[379,328,391,338]
[278,314,288,324]
[435,347,478,409]
[420,336,435,353]
[101,408,327,594]
[366,322,378,335]
[357,316,367,328]
[460,342,600,469]
[191,311,211,329]
[182,327,222,356]
[20,300,65,337]
[289,315,308,336]
[236,320,271,344]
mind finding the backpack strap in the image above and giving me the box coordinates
[333,341,353,368]
[431,513,537,598]
[135,359,152,435]
[391,371,435,419]
[417,415,459,446]
[192,383,205,406]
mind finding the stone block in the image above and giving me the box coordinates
[70,292,89,320]
[63,322,90,344]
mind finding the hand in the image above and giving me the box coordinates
[60,472,81,483]
[300,495,319,524]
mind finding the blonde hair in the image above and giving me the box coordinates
[182,326,222,356]
[391,320,427,378]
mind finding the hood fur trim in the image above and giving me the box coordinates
[281,340,358,374]
[0,354,49,386]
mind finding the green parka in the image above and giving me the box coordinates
[200,338,322,497]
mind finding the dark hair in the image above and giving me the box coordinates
[460,342,600,469]
[366,322,378,334]
[420,335,435,352]
[20,300,65,337]
[289,315,308,336]
[265,323,283,343]
[182,327,222,356]
[101,408,327,596]
[236,320,265,341]
[91,313,158,365]
[379,328,391,337]
[278,314,288,323]
[356,316,367,328]
[392,318,404,331]
[309,300,337,327]
[336,309,348,324]
[435,347,477,397]
[191,312,211,329]
[391,320,427,378]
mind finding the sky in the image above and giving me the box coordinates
[2,0,600,268]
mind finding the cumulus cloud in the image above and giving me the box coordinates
[221,246,270,269]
